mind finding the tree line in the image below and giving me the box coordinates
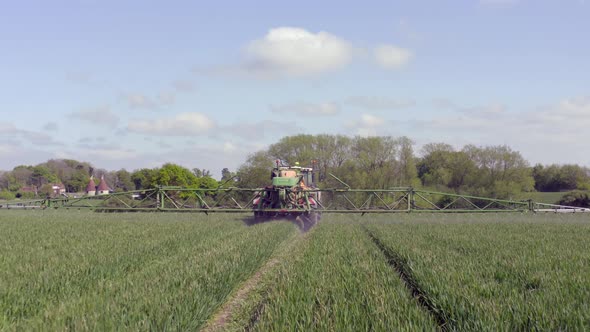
[0,160,224,200]
[234,134,590,200]
[1,134,589,203]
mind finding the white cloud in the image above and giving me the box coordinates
[0,143,14,155]
[223,141,237,153]
[346,114,386,137]
[270,102,339,115]
[0,144,55,169]
[91,148,138,160]
[127,94,156,109]
[223,120,304,140]
[128,141,262,178]
[0,137,20,147]
[0,122,19,135]
[76,142,121,150]
[21,131,64,146]
[415,97,590,166]
[245,27,353,76]
[125,93,176,110]
[70,107,119,126]
[344,96,415,110]
[374,45,413,69]
[195,27,414,78]
[128,112,215,136]
[0,122,63,146]
[553,97,590,117]
[360,114,385,127]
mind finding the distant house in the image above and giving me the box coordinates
[96,175,110,195]
[86,175,111,196]
[19,186,37,194]
[51,183,66,196]
[86,176,96,196]
[19,184,65,197]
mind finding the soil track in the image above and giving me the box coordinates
[202,258,280,332]
[202,227,312,332]
[363,226,453,332]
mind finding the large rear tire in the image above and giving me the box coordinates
[253,211,270,223]
[295,211,319,232]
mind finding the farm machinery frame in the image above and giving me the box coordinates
[2,186,587,214]
[2,160,588,215]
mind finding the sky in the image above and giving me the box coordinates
[1,0,589,177]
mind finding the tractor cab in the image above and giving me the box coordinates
[253,159,321,229]
[270,161,315,188]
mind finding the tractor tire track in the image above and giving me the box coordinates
[243,272,272,332]
[363,226,454,332]
[203,258,280,332]
[202,227,313,332]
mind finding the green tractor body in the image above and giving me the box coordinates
[253,161,321,229]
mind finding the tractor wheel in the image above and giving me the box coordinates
[253,211,268,222]
[295,212,319,232]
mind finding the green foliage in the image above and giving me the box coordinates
[113,169,134,192]
[154,163,198,187]
[558,190,590,207]
[364,213,590,331]
[418,144,534,198]
[195,176,219,189]
[533,164,590,192]
[0,173,21,191]
[1,212,590,330]
[254,221,437,331]
[15,191,36,199]
[0,211,294,330]
[0,159,93,193]
[220,167,235,183]
[65,170,89,193]
[240,134,419,190]
[235,135,538,198]
[38,183,55,197]
[131,168,157,190]
[31,165,58,187]
[0,135,588,202]
[0,190,15,200]
[515,191,567,204]
[9,166,33,188]
[192,168,211,178]
[236,151,275,188]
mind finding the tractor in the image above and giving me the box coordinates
[252,160,321,230]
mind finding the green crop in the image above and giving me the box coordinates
[0,211,295,330]
[251,219,437,331]
[363,213,590,331]
[1,211,589,331]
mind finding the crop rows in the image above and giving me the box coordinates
[0,211,295,330]
[364,213,590,330]
[1,211,589,331]
[250,220,437,331]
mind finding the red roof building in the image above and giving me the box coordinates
[97,175,110,195]
[51,183,66,195]
[86,176,96,196]
[20,186,37,193]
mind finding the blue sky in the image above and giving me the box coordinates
[1,0,589,177]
